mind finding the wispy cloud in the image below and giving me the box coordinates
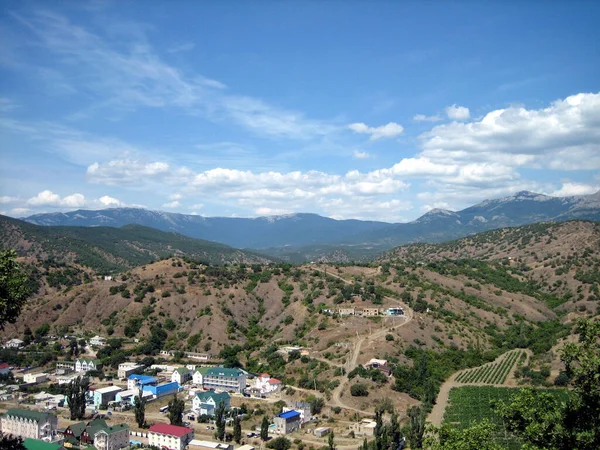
[413,113,442,122]
[348,122,404,140]
[353,150,371,159]
[445,104,470,120]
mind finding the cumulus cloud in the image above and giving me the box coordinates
[162,200,180,208]
[445,104,470,120]
[99,195,123,207]
[413,114,442,122]
[348,122,404,140]
[353,150,370,159]
[22,190,126,212]
[550,182,600,197]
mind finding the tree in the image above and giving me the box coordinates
[233,412,242,444]
[424,419,502,450]
[328,430,336,450]
[266,437,291,450]
[168,394,185,426]
[496,319,600,449]
[215,401,226,441]
[260,416,270,441]
[407,406,426,449]
[351,383,369,397]
[0,433,25,450]
[134,389,146,428]
[66,376,89,420]
[307,395,325,414]
[0,250,33,330]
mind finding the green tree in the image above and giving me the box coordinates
[496,319,600,449]
[215,401,226,441]
[424,420,502,450]
[328,430,336,450]
[407,406,426,449]
[167,394,185,426]
[233,412,242,444]
[66,376,89,420]
[134,389,146,428]
[260,416,270,441]
[0,433,25,450]
[266,437,291,450]
[351,383,369,397]
[307,395,325,414]
[0,250,33,330]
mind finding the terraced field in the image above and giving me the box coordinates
[443,386,569,450]
[455,349,523,385]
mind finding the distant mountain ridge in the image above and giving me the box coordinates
[23,190,600,260]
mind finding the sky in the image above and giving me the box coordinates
[1,0,599,223]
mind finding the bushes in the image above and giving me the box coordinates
[350,383,368,397]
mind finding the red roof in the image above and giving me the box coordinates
[268,378,282,385]
[0,363,9,369]
[260,373,270,378]
[149,423,193,438]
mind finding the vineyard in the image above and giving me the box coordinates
[455,349,523,384]
[443,386,569,449]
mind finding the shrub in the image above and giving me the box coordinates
[350,383,368,397]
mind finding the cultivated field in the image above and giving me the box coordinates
[455,350,523,385]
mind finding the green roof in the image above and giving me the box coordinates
[4,408,55,422]
[196,391,230,404]
[206,367,244,377]
[67,421,87,438]
[194,367,210,375]
[175,367,191,374]
[96,423,129,435]
[23,439,64,450]
[86,418,108,437]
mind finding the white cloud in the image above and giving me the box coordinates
[413,114,442,122]
[353,150,370,159]
[169,193,182,201]
[550,182,600,197]
[27,190,64,206]
[162,200,180,208]
[189,203,204,210]
[99,195,123,207]
[22,190,126,212]
[0,196,19,204]
[445,104,470,120]
[348,122,404,140]
[11,207,31,216]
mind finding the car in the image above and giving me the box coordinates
[246,432,255,438]
[183,421,190,426]
[107,412,112,416]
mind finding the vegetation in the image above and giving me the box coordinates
[455,350,522,384]
[0,249,34,330]
[134,389,146,428]
[65,376,90,420]
[167,394,185,426]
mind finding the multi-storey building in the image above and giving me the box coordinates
[0,408,58,441]
[148,424,194,450]
[203,368,246,392]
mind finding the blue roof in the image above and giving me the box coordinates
[278,410,300,420]
[128,374,157,383]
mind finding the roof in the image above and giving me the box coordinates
[195,391,230,403]
[188,440,230,449]
[268,378,282,385]
[3,408,55,422]
[77,358,101,365]
[194,367,210,375]
[206,367,244,377]
[66,421,87,438]
[23,439,64,450]
[128,374,157,383]
[175,367,191,374]
[85,418,109,437]
[260,373,270,378]
[149,423,194,437]
[94,386,122,394]
[0,362,9,369]
[277,410,301,420]
[95,423,129,436]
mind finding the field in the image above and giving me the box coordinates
[455,350,523,384]
[443,386,569,449]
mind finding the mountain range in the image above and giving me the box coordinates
[22,190,600,261]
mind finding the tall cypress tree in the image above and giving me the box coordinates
[215,401,226,441]
[134,389,146,428]
[233,412,242,444]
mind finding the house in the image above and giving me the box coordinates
[337,308,356,316]
[93,424,130,450]
[75,358,102,373]
[351,419,377,437]
[192,391,230,416]
[273,410,301,435]
[254,373,283,395]
[366,359,392,376]
[127,374,157,391]
[56,374,79,385]
[63,418,107,447]
[171,367,192,385]
[360,308,381,317]
[93,386,122,407]
[0,408,58,440]
[203,367,246,392]
[55,361,75,375]
[0,362,11,375]
[192,367,210,385]
[24,373,49,384]
[284,402,312,423]
[115,389,153,406]
[314,427,330,437]
[118,362,144,379]
[63,418,129,450]
[143,381,180,399]
[188,440,233,450]
[4,338,24,349]
[89,336,106,347]
[23,439,66,450]
[104,276,112,281]
[148,423,194,450]
[386,307,404,316]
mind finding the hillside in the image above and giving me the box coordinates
[0,215,273,272]
[21,190,600,262]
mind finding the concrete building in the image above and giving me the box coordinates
[24,373,49,384]
[284,402,312,423]
[351,419,377,437]
[360,308,381,317]
[75,358,102,373]
[188,440,233,450]
[93,424,130,450]
[314,427,330,437]
[192,367,209,386]
[55,361,75,375]
[0,408,58,441]
[89,336,106,347]
[118,362,144,379]
[273,410,301,435]
[143,381,180,399]
[127,374,157,391]
[171,367,192,385]
[64,418,129,450]
[254,373,283,395]
[203,368,246,392]
[4,338,24,349]
[148,423,194,450]
[192,391,230,416]
[93,386,122,408]
[115,389,153,406]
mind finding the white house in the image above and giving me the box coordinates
[192,367,209,386]
[23,373,49,384]
[0,408,58,440]
[94,423,130,450]
[4,339,24,349]
[171,367,192,385]
[117,362,144,379]
[75,358,102,373]
[89,336,106,347]
[255,373,283,395]
[203,368,246,392]
[148,424,194,450]
[192,391,230,417]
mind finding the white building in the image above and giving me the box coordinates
[192,391,230,416]
[148,424,194,450]
[255,373,283,395]
[89,336,107,347]
[118,362,144,379]
[192,367,209,386]
[94,424,130,450]
[4,339,24,349]
[188,440,233,450]
[203,368,246,392]
[93,386,123,408]
[171,367,192,385]
[0,408,58,440]
[75,358,102,373]
[23,373,49,384]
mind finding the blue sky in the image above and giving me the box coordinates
[1,0,599,222]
